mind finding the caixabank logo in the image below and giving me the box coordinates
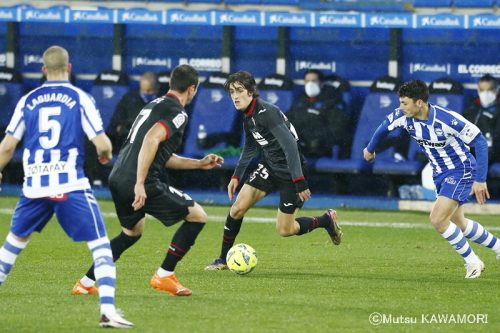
[295,60,336,73]
[417,14,464,28]
[0,7,16,21]
[409,63,451,75]
[132,57,172,68]
[265,12,310,27]
[70,9,113,23]
[316,13,360,27]
[23,54,43,66]
[118,9,162,24]
[22,6,66,22]
[217,12,260,26]
[470,15,500,29]
[367,14,411,28]
[168,10,211,25]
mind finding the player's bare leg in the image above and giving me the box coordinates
[287,209,342,245]
[431,196,484,278]
[451,205,500,260]
[72,219,145,295]
[205,185,265,271]
[151,203,206,295]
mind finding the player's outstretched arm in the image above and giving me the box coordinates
[165,153,224,170]
[91,133,113,165]
[0,135,20,182]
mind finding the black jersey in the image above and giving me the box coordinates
[109,93,188,183]
[233,98,305,181]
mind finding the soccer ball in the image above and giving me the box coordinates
[226,243,258,275]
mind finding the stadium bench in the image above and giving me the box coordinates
[316,76,402,175]
[257,73,294,113]
[182,72,240,168]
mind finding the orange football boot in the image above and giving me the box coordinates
[150,273,192,296]
[71,280,98,295]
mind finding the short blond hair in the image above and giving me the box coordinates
[43,45,69,74]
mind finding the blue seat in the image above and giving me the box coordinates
[324,74,353,116]
[0,82,24,131]
[429,94,465,114]
[258,73,294,113]
[90,70,129,130]
[260,90,294,113]
[316,92,401,174]
[183,83,238,159]
[0,68,24,163]
[0,82,24,162]
[454,0,494,7]
[428,78,465,114]
[489,163,500,178]
[372,136,425,176]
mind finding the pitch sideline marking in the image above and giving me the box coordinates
[1,208,499,231]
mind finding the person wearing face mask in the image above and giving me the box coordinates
[463,74,500,163]
[107,71,160,151]
[85,71,160,186]
[287,69,349,158]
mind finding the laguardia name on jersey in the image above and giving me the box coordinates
[6,81,104,198]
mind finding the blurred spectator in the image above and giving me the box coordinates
[107,71,159,150]
[463,74,500,163]
[87,71,158,186]
[157,70,171,96]
[287,69,349,158]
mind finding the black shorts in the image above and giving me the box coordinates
[109,179,195,230]
[245,163,304,214]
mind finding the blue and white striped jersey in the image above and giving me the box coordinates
[385,103,480,177]
[6,80,104,198]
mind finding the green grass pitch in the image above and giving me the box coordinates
[0,197,499,332]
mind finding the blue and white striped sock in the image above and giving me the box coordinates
[441,223,478,264]
[87,237,116,316]
[463,219,500,255]
[0,233,28,286]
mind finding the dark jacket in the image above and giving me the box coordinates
[287,89,349,158]
[107,90,149,151]
[463,95,500,163]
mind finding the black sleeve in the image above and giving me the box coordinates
[233,124,258,179]
[158,104,188,139]
[269,123,304,182]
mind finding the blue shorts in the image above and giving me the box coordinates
[434,170,473,205]
[10,190,107,242]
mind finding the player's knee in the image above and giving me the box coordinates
[230,203,247,220]
[187,204,208,223]
[429,214,447,232]
[195,209,208,223]
[123,219,145,236]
